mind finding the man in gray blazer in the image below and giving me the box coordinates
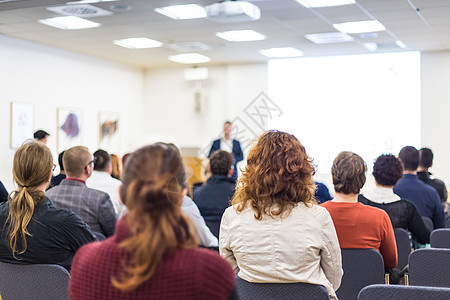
[47,146,117,239]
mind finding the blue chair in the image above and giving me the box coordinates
[0,261,70,299]
[430,228,450,248]
[358,284,450,300]
[336,249,385,300]
[235,277,330,300]
[408,248,450,288]
[394,228,411,270]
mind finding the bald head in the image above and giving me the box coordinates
[63,146,93,178]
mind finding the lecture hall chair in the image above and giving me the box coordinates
[430,228,450,248]
[408,248,450,288]
[358,284,450,300]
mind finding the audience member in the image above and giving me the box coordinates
[417,147,448,207]
[194,150,235,227]
[70,143,236,300]
[220,131,342,299]
[359,154,430,244]
[315,181,333,203]
[121,153,131,168]
[48,150,66,189]
[87,149,125,217]
[0,181,8,202]
[394,146,444,229]
[0,141,95,271]
[110,154,121,180]
[47,146,117,239]
[321,151,398,269]
[209,121,243,181]
[33,129,49,144]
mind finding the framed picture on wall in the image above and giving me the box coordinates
[57,107,82,154]
[99,112,120,154]
[10,102,34,149]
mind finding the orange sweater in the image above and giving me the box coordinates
[321,201,398,269]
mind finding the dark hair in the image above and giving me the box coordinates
[398,146,419,171]
[224,121,231,125]
[33,130,49,140]
[332,151,367,194]
[115,143,197,291]
[232,130,316,220]
[58,151,65,171]
[93,149,110,171]
[419,148,433,168]
[372,154,403,186]
[210,150,233,176]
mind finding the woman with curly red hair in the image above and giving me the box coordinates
[219,130,342,299]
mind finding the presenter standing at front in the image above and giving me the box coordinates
[209,121,243,181]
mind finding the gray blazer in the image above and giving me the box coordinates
[46,179,117,237]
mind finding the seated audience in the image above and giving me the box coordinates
[220,131,342,299]
[315,181,333,203]
[110,154,122,180]
[0,141,95,271]
[321,151,398,269]
[194,150,235,225]
[359,154,430,244]
[48,150,66,189]
[394,146,444,229]
[33,129,49,144]
[70,143,235,300]
[87,149,125,217]
[47,146,117,239]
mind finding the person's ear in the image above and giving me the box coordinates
[227,167,234,178]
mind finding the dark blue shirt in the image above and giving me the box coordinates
[315,181,332,204]
[394,174,445,229]
[0,182,8,202]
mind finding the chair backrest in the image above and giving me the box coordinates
[409,248,450,287]
[235,277,330,300]
[358,284,450,300]
[394,228,411,270]
[430,228,450,248]
[336,249,385,300]
[0,261,70,300]
[422,217,434,233]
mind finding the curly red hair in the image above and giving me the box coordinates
[232,130,316,220]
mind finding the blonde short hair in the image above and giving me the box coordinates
[63,146,92,177]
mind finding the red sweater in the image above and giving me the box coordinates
[321,201,398,269]
[70,219,235,300]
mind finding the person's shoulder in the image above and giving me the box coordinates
[190,248,234,274]
[72,240,106,270]
[359,202,390,218]
[86,186,110,199]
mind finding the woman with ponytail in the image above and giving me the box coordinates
[70,143,235,300]
[0,141,96,271]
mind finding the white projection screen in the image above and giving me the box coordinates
[268,52,421,173]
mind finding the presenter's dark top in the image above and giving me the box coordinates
[0,197,96,271]
[209,139,243,181]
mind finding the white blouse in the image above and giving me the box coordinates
[219,202,343,299]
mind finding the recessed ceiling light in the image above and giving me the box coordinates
[66,0,120,4]
[154,4,206,20]
[305,32,354,44]
[296,0,355,8]
[113,37,163,49]
[169,53,211,64]
[333,20,385,34]
[395,40,407,49]
[363,42,378,51]
[47,4,113,17]
[38,16,100,30]
[259,47,303,58]
[216,30,266,42]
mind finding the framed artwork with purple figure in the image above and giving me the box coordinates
[99,112,119,153]
[57,107,82,153]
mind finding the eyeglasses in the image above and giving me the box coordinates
[52,164,57,171]
[85,157,97,169]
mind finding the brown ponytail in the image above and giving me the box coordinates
[7,141,53,258]
[112,143,197,291]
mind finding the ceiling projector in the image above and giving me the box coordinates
[204,1,261,23]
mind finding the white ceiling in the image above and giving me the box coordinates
[1,0,449,69]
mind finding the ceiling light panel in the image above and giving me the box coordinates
[259,47,303,58]
[296,0,355,8]
[333,20,386,34]
[216,30,266,42]
[305,32,354,44]
[154,4,206,20]
[66,0,120,4]
[169,53,211,64]
[113,37,163,49]
[38,16,101,30]
[47,4,112,17]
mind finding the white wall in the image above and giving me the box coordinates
[0,35,145,191]
[421,52,450,186]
